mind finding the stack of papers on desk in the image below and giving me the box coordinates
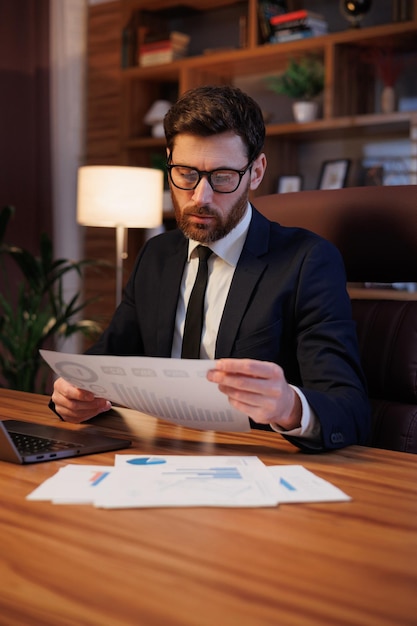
[26,456,351,509]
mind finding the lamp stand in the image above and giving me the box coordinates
[115,225,128,307]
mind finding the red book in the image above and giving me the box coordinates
[270,9,324,26]
[139,40,171,53]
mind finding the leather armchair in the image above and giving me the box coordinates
[256,185,417,454]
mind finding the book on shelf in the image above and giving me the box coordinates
[140,48,188,66]
[271,18,328,33]
[138,31,190,67]
[269,9,328,42]
[270,27,326,43]
[258,0,288,43]
[270,9,326,27]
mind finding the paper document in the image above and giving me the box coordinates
[97,455,280,508]
[27,456,281,508]
[26,465,115,504]
[40,350,250,432]
[26,458,351,509]
[267,465,351,503]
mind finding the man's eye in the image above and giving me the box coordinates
[212,172,233,184]
[178,169,198,181]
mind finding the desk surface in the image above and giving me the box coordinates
[1,388,416,626]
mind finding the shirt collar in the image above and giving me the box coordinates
[187,202,252,267]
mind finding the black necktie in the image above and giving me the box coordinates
[181,245,213,359]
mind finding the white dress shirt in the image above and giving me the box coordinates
[171,203,320,441]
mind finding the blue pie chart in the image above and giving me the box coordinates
[127,457,166,465]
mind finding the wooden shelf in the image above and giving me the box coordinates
[121,18,417,79]
[348,287,417,301]
[266,111,416,140]
[119,3,417,178]
[125,111,416,147]
[84,0,417,326]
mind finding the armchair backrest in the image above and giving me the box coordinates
[255,185,417,283]
[255,186,417,453]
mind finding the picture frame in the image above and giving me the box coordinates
[318,159,350,190]
[359,164,384,187]
[277,175,302,194]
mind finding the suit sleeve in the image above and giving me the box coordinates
[283,237,371,452]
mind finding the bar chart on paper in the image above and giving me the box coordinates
[40,351,251,432]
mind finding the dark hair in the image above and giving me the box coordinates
[163,85,265,163]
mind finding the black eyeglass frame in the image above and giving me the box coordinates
[166,162,252,194]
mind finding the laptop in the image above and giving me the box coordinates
[0,419,131,464]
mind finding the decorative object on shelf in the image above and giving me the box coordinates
[77,166,163,306]
[0,206,102,393]
[359,164,384,186]
[339,0,373,28]
[269,8,328,43]
[381,85,396,114]
[318,159,351,189]
[292,101,319,123]
[277,175,302,193]
[258,0,288,44]
[363,47,404,113]
[144,100,172,138]
[266,55,324,123]
[360,156,412,186]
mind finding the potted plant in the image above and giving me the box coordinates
[0,205,102,393]
[266,55,325,122]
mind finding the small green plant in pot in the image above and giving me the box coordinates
[0,205,103,393]
[266,55,325,122]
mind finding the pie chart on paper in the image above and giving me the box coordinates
[127,457,167,465]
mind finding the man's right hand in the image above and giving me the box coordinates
[51,377,112,423]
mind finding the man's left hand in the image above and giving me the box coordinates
[207,358,302,430]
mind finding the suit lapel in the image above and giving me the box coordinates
[156,237,188,356]
[215,209,270,357]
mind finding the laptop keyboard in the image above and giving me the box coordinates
[9,431,81,454]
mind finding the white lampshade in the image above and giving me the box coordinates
[77,165,163,228]
[77,165,164,306]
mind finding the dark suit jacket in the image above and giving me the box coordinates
[88,206,370,452]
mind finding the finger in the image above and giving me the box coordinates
[54,378,96,402]
[52,383,111,422]
[210,358,281,380]
[208,369,283,399]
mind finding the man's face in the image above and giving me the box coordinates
[168,132,265,243]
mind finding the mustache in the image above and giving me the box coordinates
[184,205,217,217]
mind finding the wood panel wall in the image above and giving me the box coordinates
[83,1,123,336]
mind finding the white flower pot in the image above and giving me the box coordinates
[292,101,319,123]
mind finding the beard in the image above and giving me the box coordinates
[171,182,250,243]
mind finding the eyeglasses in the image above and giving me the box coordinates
[167,163,252,194]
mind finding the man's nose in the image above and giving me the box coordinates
[191,176,214,205]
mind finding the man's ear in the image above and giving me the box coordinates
[249,153,267,191]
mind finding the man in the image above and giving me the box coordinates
[50,85,370,452]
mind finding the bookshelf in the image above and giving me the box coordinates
[118,0,417,195]
[83,0,417,327]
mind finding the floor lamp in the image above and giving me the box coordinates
[77,165,163,307]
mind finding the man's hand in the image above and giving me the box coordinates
[51,377,111,423]
[207,358,302,430]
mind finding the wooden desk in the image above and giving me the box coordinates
[1,388,416,626]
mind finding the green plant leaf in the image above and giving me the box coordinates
[266,55,324,100]
[0,210,103,393]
